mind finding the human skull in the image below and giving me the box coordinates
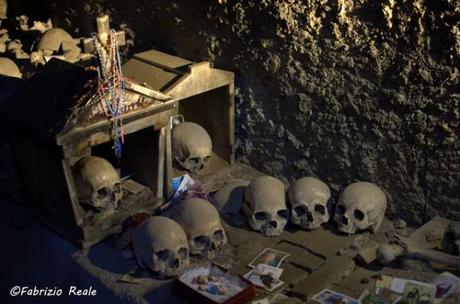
[0,58,21,78]
[132,216,189,278]
[244,176,289,236]
[442,222,460,256]
[72,156,123,211]
[334,182,387,234]
[37,28,81,60]
[288,177,331,230]
[172,122,212,173]
[170,198,227,258]
[212,179,250,215]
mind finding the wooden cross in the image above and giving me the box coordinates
[81,15,126,55]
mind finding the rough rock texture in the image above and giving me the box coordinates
[10,0,460,224]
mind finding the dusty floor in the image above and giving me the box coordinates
[2,163,459,303]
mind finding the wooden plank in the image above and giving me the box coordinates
[165,124,173,198]
[123,81,171,101]
[123,59,180,91]
[156,127,165,199]
[82,31,126,53]
[61,159,86,226]
[289,256,355,301]
[134,49,192,70]
[57,101,177,145]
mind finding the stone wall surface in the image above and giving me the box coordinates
[8,0,460,224]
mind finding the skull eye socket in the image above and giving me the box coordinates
[254,212,268,221]
[314,204,326,215]
[193,235,209,249]
[354,209,365,221]
[178,247,188,259]
[156,249,170,261]
[204,156,211,163]
[188,157,200,164]
[213,230,225,242]
[336,205,345,215]
[277,209,289,219]
[96,187,110,199]
[113,183,122,193]
[293,205,308,216]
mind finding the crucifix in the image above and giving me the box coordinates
[82,14,126,63]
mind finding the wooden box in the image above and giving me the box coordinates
[174,265,256,304]
[123,50,236,182]
[4,59,177,248]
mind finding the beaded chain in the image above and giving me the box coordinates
[92,29,125,159]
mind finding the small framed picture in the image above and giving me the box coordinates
[312,289,359,304]
[243,264,284,292]
[248,248,290,269]
[176,265,255,304]
[431,272,460,300]
[399,281,436,304]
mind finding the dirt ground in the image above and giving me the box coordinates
[2,163,459,303]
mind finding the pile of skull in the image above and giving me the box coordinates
[0,0,92,79]
[127,177,387,279]
[131,198,228,278]
[123,121,388,279]
[132,121,221,277]
[70,153,228,279]
[169,120,387,236]
[244,176,387,236]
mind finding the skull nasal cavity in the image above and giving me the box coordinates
[269,221,278,228]
[354,209,365,221]
[341,216,349,225]
[314,204,326,215]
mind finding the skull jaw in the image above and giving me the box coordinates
[176,157,208,174]
[158,258,189,278]
[249,219,286,237]
[90,197,120,212]
[336,222,358,235]
[291,205,329,230]
[89,186,123,212]
[293,215,325,230]
[190,239,226,259]
[335,214,382,235]
[143,257,189,278]
[262,225,284,237]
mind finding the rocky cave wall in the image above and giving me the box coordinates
[8,0,460,224]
